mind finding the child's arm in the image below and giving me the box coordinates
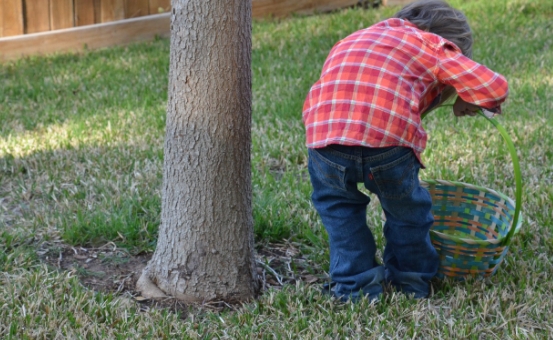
[435,47,508,112]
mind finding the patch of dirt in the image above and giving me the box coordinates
[38,241,327,316]
[39,242,149,295]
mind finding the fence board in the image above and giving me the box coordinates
[2,0,24,37]
[75,0,96,26]
[0,2,3,38]
[126,0,150,18]
[252,0,358,18]
[149,0,171,14]
[0,13,170,62]
[93,0,101,24]
[100,0,126,23]
[25,0,51,34]
[50,0,74,30]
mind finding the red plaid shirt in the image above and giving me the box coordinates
[303,18,508,163]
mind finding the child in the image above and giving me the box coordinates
[303,0,508,301]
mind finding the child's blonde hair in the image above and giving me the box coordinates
[393,0,473,58]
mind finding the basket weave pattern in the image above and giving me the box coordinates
[422,179,521,279]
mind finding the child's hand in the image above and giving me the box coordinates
[453,97,481,117]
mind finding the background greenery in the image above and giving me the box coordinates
[1,0,552,338]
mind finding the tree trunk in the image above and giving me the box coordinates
[137,0,258,303]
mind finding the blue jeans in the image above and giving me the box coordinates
[307,145,439,301]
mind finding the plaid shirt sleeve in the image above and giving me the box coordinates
[435,46,509,110]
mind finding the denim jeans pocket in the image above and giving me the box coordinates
[308,148,347,192]
[370,150,418,200]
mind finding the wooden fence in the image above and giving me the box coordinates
[0,0,171,37]
[0,0,413,61]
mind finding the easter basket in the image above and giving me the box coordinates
[421,112,523,279]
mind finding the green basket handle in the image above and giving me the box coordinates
[422,110,523,245]
[480,113,522,245]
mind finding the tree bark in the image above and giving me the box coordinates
[137,0,258,303]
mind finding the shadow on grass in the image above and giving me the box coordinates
[0,140,328,316]
[0,39,170,139]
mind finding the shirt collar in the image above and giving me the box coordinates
[376,18,420,30]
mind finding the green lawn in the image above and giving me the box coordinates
[1,0,552,338]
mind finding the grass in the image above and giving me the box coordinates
[1,0,553,338]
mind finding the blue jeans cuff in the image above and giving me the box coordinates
[326,265,385,302]
[385,266,434,299]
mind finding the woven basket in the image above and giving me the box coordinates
[421,113,523,279]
